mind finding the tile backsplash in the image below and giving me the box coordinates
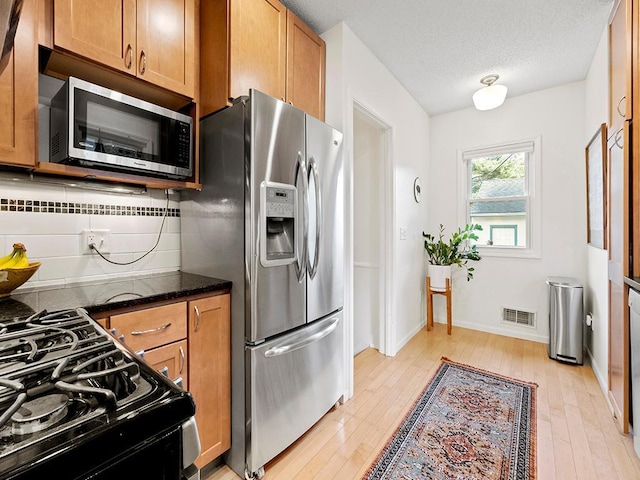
[0,179,181,291]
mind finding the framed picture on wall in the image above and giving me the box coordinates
[585,123,607,249]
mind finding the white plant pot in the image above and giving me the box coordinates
[429,264,452,292]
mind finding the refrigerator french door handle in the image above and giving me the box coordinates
[263,316,339,357]
[307,157,321,279]
[294,151,309,282]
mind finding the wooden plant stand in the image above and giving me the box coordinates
[426,277,452,335]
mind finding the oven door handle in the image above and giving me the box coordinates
[131,323,171,336]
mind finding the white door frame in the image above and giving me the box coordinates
[344,95,395,399]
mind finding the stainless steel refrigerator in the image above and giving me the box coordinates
[180,90,344,479]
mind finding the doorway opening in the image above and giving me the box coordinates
[352,103,391,357]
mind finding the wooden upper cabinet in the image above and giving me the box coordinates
[52,0,195,98]
[609,0,632,136]
[229,0,287,102]
[53,0,136,75]
[286,10,325,121]
[200,0,325,119]
[136,0,195,96]
[0,0,38,168]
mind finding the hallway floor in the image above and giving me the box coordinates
[206,323,640,479]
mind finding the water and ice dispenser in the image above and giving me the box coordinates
[260,183,297,266]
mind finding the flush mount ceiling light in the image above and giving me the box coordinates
[472,74,508,111]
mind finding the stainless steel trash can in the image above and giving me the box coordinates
[546,276,583,364]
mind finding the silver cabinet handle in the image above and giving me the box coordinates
[614,128,624,149]
[265,317,339,357]
[294,152,309,282]
[194,305,200,332]
[139,50,147,75]
[131,323,171,336]
[179,346,185,374]
[307,156,321,279]
[125,44,133,69]
[617,95,626,118]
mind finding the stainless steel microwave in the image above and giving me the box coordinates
[50,77,193,179]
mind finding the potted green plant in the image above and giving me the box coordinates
[422,223,483,290]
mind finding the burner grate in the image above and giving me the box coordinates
[0,308,152,458]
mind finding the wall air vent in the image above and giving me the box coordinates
[50,132,60,157]
[502,307,536,328]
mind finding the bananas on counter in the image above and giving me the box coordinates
[0,244,30,269]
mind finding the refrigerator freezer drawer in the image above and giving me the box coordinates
[247,312,344,473]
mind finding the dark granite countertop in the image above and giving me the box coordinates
[624,276,640,291]
[0,271,231,322]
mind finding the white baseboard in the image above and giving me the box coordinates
[586,345,613,413]
[432,318,547,343]
[395,320,425,355]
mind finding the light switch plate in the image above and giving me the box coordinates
[400,227,407,240]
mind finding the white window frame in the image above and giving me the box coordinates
[457,137,541,259]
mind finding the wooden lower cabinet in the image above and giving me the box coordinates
[109,302,187,353]
[188,293,231,467]
[143,339,188,390]
[607,120,630,432]
[95,291,231,466]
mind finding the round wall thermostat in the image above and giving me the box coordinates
[413,177,422,203]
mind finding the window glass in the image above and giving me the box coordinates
[466,150,530,249]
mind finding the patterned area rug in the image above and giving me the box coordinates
[364,357,536,480]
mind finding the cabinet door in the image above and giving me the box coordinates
[136,0,195,97]
[609,0,632,134]
[143,339,188,390]
[188,294,231,467]
[0,0,37,167]
[53,0,136,75]
[110,302,187,352]
[286,10,325,120]
[607,121,630,432]
[230,0,286,102]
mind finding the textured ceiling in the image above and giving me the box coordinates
[280,0,614,116]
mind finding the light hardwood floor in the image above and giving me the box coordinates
[206,323,640,479]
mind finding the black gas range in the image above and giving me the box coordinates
[0,308,200,479]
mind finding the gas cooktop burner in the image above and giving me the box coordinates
[11,394,69,435]
[0,308,153,457]
[0,307,197,480]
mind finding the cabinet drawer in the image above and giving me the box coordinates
[142,340,188,390]
[110,302,187,352]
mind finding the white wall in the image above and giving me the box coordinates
[584,27,610,395]
[0,179,181,290]
[429,82,587,342]
[322,23,430,378]
[353,111,383,353]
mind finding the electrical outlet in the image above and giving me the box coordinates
[82,229,111,254]
[400,227,408,240]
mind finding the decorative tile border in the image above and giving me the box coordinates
[0,198,180,216]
